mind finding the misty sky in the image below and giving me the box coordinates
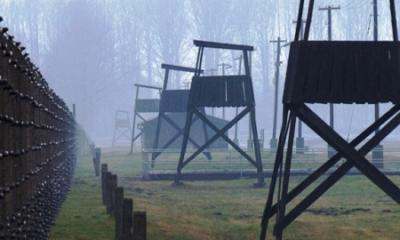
[1,0,400,147]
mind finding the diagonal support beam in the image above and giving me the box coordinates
[266,104,400,219]
[181,107,251,168]
[163,114,212,159]
[296,104,400,203]
[193,108,257,167]
[274,104,400,233]
[152,131,182,158]
[132,131,143,143]
[116,130,131,141]
[136,112,146,122]
[152,113,211,160]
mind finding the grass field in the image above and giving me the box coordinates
[50,145,400,240]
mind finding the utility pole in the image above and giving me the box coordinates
[233,55,243,145]
[319,6,340,41]
[372,0,384,168]
[270,37,287,149]
[293,19,306,154]
[217,63,232,120]
[319,5,340,158]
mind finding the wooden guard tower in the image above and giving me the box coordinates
[176,40,264,186]
[152,64,211,161]
[129,83,161,154]
[112,110,131,146]
[260,0,400,239]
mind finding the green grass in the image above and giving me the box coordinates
[49,134,115,240]
[50,145,400,240]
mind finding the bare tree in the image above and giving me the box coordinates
[43,0,114,141]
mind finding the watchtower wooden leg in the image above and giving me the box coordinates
[260,106,290,240]
[200,108,212,160]
[249,107,265,187]
[266,105,400,220]
[176,111,194,185]
[274,114,296,239]
[272,105,400,233]
[151,112,164,161]
[130,87,140,154]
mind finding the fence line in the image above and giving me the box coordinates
[0,19,76,239]
[100,158,147,240]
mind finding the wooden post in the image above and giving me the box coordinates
[115,187,124,240]
[122,198,133,240]
[270,37,287,150]
[101,164,108,205]
[105,172,112,214]
[133,211,147,240]
[110,174,118,216]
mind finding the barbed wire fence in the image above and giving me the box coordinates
[0,17,78,239]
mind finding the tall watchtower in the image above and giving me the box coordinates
[112,110,131,146]
[260,1,400,239]
[152,64,211,161]
[177,40,264,186]
[129,83,161,154]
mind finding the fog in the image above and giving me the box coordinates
[1,0,399,146]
